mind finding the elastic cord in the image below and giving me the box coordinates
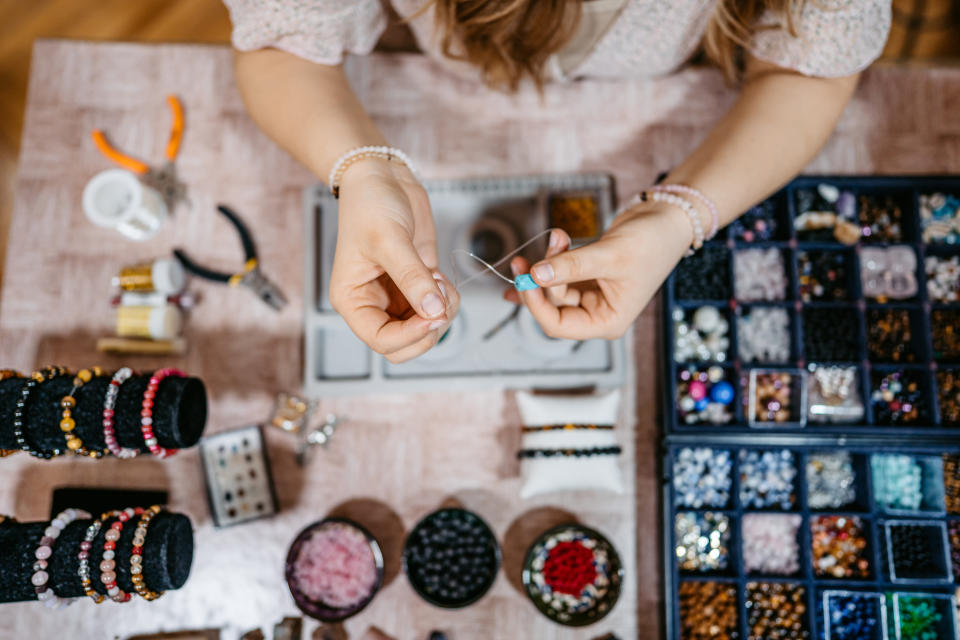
[451,228,556,289]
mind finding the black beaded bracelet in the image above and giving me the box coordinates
[521,423,614,433]
[14,366,69,459]
[516,446,622,459]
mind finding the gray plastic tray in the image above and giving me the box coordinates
[302,174,627,395]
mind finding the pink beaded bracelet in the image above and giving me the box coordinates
[33,508,91,609]
[141,369,184,459]
[103,367,139,459]
[101,507,144,603]
[651,184,719,241]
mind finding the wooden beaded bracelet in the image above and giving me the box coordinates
[516,446,622,459]
[101,507,144,602]
[14,366,69,459]
[0,370,22,457]
[78,510,121,604]
[60,367,107,458]
[130,505,164,600]
[103,367,139,458]
[33,508,91,609]
[141,369,183,458]
[520,423,615,433]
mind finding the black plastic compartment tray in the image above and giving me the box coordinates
[662,436,960,640]
[663,175,960,438]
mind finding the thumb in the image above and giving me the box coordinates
[530,242,609,287]
[379,235,447,320]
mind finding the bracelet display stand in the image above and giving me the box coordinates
[0,511,193,603]
[0,373,207,455]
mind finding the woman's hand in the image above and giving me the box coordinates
[330,158,459,363]
[504,202,691,340]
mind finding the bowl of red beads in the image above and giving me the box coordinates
[285,518,384,622]
[521,523,623,626]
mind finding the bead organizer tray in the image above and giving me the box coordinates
[663,441,960,640]
[303,174,627,395]
[663,176,960,437]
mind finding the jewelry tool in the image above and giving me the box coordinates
[91,95,190,211]
[173,205,288,311]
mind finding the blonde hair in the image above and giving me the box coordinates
[424,0,803,90]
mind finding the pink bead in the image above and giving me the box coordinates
[103,409,114,417]
[80,541,91,550]
[688,380,707,401]
[141,409,152,417]
[99,560,115,572]
[144,390,155,399]
[100,571,116,584]
[104,529,120,541]
[35,546,52,560]
[78,551,88,560]
[143,399,153,409]
[31,571,48,586]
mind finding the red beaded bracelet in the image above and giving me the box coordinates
[141,368,184,459]
[101,507,144,602]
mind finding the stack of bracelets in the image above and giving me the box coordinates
[2,366,184,460]
[617,184,720,256]
[28,506,169,607]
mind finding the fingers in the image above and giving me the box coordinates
[384,272,459,363]
[342,305,438,356]
[378,233,447,321]
[530,240,610,288]
[541,229,582,307]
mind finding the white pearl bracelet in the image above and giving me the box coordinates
[32,508,90,609]
[328,145,417,198]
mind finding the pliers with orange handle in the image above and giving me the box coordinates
[91,94,189,211]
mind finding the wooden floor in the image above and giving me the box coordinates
[0,0,957,298]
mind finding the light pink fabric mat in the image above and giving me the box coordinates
[2,39,959,640]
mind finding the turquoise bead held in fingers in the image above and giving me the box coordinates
[514,274,539,291]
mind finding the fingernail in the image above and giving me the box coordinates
[428,319,445,330]
[532,263,554,284]
[549,230,560,249]
[421,293,445,318]
[433,275,449,301]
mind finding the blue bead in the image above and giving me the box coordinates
[694,398,709,411]
[709,381,734,405]
[513,273,539,291]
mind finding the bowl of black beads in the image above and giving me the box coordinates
[402,507,501,608]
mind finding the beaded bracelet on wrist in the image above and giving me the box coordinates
[60,367,107,458]
[141,369,183,458]
[103,367,139,459]
[78,510,122,604]
[33,508,91,609]
[520,423,615,433]
[100,507,144,603]
[516,446,623,459]
[328,145,417,199]
[652,184,719,241]
[14,367,69,459]
[130,505,164,600]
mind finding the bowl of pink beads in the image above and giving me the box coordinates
[285,518,384,622]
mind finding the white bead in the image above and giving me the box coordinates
[103,550,114,560]
[145,437,158,446]
[107,586,119,596]
[44,527,58,538]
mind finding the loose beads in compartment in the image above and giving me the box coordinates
[744,582,810,639]
[871,370,926,426]
[794,182,858,245]
[931,310,960,361]
[675,512,730,573]
[60,367,106,457]
[802,308,860,362]
[673,447,732,509]
[948,521,960,581]
[944,454,960,514]
[858,192,906,242]
[806,452,857,510]
[811,516,870,579]
[741,513,801,575]
[822,592,883,640]
[888,522,948,581]
[731,197,781,243]
[33,508,90,608]
[806,365,864,424]
[866,309,917,363]
[678,581,740,640]
[871,454,927,512]
[737,307,791,363]
[673,306,730,363]
[798,250,851,302]
[925,255,960,303]
[675,366,735,426]
[860,246,919,302]
[738,449,796,510]
[920,191,960,244]
[733,248,788,302]
[674,247,731,300]
[895,595,944,640]
[745,371,802,426]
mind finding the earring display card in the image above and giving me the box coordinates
[199,426,278,528]
[303,174,627,396]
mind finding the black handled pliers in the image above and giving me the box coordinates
[173,205,288,311]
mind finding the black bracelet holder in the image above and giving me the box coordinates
[0,511,193,603]
[0,373,207,455]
